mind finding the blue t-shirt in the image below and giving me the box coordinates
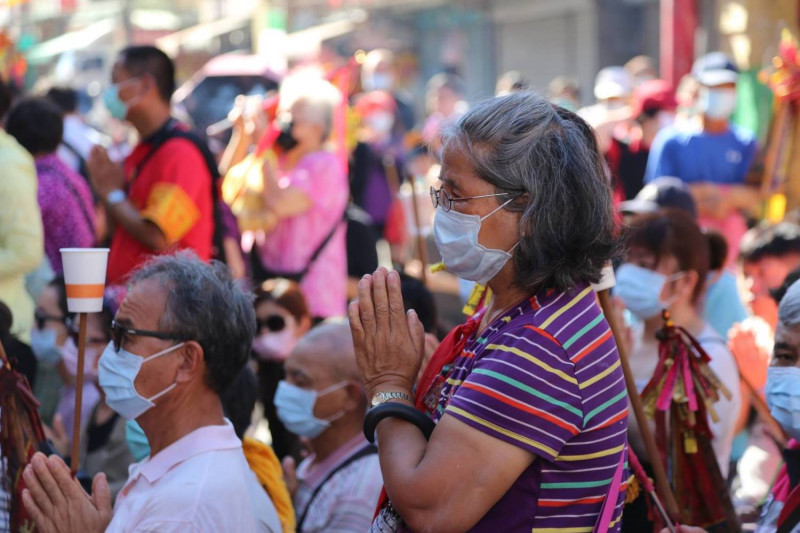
[644,124,757,185]
[703,270,748,338]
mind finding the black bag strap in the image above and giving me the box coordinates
[251,208,347,284]
[61,140,90,181]
[296,443,378,531]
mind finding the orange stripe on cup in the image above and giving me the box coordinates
[66,284,105,299]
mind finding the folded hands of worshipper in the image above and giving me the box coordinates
[22,452,112,533]
[349,267,426,401]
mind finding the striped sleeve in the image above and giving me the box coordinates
[444,326,582,461]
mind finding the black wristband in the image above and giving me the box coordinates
[363,402,436,444]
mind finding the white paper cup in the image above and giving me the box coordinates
[60,248,110,313]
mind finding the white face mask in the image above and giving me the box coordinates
[252,330,297,362]
[98,341,184,420]
[433,197,517,285]
[698,87,737,119]
[366,111,395,135]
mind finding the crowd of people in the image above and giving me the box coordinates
[0,39,797,533]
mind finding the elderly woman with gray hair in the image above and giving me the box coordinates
[350,92,628,532]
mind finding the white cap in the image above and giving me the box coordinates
[594,66,633,101]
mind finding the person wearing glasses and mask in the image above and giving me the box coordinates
[275,320,383,533]
[253,278,312,461]
[22,252,281,533]
[349,93,627,532]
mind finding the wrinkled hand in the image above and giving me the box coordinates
[281,456,298,498]
[42,414,69,457]
[349,268,426,398]
[22,453,112,533]
[88,145,126,198]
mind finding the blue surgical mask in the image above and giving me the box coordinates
[766,366,800,441]
[433,198,517,285]
[274,380,347,438]
[614,263,684,321]
[103,85,128,121]
[103,78,141,121]
[98,341,184,420]
[30,328,62,365]
[125,419,151,461]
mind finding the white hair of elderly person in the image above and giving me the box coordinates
[22,252,281,533]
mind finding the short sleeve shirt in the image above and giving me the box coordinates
[644,124,757,185]
[437,283,629,532]
[107,121,213,285]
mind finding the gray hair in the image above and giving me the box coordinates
[779,279,800,328]
[130,252,256,394]
[441,91,618,293]
[279,74,340,141]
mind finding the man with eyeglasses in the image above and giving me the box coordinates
[22,252,281,532]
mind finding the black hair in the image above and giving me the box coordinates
[705,229,729,271]
[45,87,78,114]
[118,46,176,103]
[5,97,63,155]
[772,266,800,304]
[221,365,258,439]
[740,222,800,263]
[0,78,11,120]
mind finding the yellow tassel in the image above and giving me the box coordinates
[462,284,490,316]
[625,474,641,504]
[430,261,446,273]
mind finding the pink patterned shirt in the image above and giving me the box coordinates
[256,151,348,318]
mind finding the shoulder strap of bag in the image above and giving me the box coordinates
[296,444,378,530]
[593,449,625,533]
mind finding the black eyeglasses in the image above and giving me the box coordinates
[34,310,66,330]
[111,320,187,352]
[429,186,515,212]
[257,315,286,333]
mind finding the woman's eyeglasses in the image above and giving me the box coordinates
[110,320,187,352]
[256,315,286,333]
[429,186,514,213]
[34,310,65,330]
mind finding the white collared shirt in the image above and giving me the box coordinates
[107,422,280,532]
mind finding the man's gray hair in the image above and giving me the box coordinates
[130,251,255,394]
[779,279,800,328]
[441,91,618,293]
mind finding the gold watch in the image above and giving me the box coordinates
[370,391,413,407]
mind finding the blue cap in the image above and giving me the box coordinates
[692,52,739,86]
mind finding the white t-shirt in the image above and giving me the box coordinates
[108,422,280,532]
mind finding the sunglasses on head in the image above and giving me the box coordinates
[110,320,187,353]
[34,310,65,330]
[256,315,286,333]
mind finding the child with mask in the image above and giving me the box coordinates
[614,209,742,531]
[253,279,312,462]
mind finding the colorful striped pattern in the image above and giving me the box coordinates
[436,282,628,532]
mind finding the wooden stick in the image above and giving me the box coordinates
[70,312,87,476]
[596,289,681,522]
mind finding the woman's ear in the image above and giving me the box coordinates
[680,270,700,300]
[297,315,312,337]
[174,341,204,384]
